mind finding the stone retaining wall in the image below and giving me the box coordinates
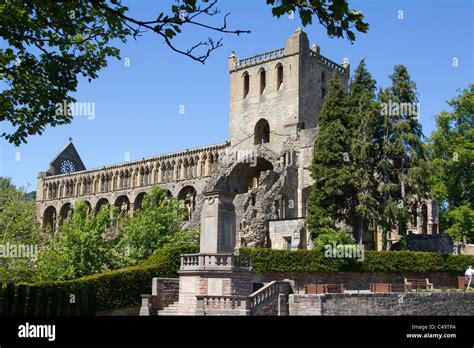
[289,293,474,316]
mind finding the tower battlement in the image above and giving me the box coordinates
[228,29,349,153]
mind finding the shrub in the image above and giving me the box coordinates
[18,244,198,311]
[240,248,474,274]
[142,244,199,268]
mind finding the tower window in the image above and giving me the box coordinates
[277,64,283,90]
[321,71,325,83]
[322,88,326,99]
[243,72,250,99]
[254,118,270,144]
[259,69,266,95]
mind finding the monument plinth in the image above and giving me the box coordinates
[178,191,254,315]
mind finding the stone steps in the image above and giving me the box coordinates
[157,301,180,316]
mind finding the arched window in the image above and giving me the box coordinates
[243,72,250,99]
[254,119,270,144]
[178,186,197,221]
[421,203,428,234]
[276,64,283,90]
[259,68,266,95]
[410,203,418,227]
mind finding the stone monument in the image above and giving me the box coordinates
[177,190,254,315]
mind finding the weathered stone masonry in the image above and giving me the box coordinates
[36,29,438,250]
[289,293,474,316]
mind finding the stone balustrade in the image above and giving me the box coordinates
[194,280,291,316]
[180,253,252,272]
[199,295,248,310]
[248,280,279,310]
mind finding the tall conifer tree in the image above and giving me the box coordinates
[378,65,427,249]
[347,60,383,245]
[307,73,354,240]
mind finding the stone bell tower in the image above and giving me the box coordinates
[227,28,350,155]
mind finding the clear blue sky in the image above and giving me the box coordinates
[1,0,473,191]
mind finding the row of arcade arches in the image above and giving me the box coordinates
[42,186,197,232]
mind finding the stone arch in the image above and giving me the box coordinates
[95,197,110,213]
[227,157,274,194]
[189,157,196,178]
[208,153,216,174]
[135,166,145,187]
[134,192,147,211]
[201,154,208,176]
[184,158,190,179]
[254,118,270,144]
[276,62,284,90]
[94,174,100,193]
[43,206,57,232]
[194,156,200,177]
[242,70,250,98]
[178,186,197,221]
[165,161,171,181]
[145,166,151,185]
[139,166,151,186]
[75,179,80,196]
[54,181,59,196]
[80,200,92,214]
[176,159,183,180]
[129,168,135,188]
[58,181,64,198]
[65,179,73,197]
[106,172,113,191]
[410,202,418,227]
[82,176,92,195]
[154,162,161,183]
[59,203,73,226]
[49,182,59,199]
[118,170,124,189]
[125,169,131,188]
[431,199,438,234]
[301,186,312,217]
[115,195,130,215]
[258,67,266,95]
[421,202,428,234]
[171,161,177,181]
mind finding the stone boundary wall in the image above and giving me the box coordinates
[288,295,321,316]
[255,272,460,293]
[152,277,179,310]
[289,293,474,316]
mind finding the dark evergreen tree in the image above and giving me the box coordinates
[378,65,427,249]
[307,73,354,240]
[347,60,383,245]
